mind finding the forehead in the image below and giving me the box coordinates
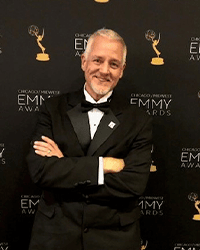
[88,36,124,61]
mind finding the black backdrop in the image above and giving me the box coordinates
[1,0,200,249]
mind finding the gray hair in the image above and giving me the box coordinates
[84,28,127,65]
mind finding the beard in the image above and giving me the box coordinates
[90,82,112,97]
[90,74,116,97]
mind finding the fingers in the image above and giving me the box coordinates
[34,141,52,149]
[34,149,50,157]
[41,136,57,148]
[33,136,64,158]
[34,136,56,150]
[34,141,54,149]
[34,140,53,151]
[33,143,53,153]
[33,142,53,157]
[41,136,60,153]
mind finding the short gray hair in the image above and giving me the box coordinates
[84,28,127,65]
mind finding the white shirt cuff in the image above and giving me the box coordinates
[98,157,104,185]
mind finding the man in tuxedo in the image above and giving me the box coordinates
[27,28,152,250]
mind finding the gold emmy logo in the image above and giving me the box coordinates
[28,25,50,61]
[188,192,200,221]
[151,161,157,172]
[145,30,164,65]
[150,145,157,172]
[141,240,148,250]
[94,0,109,3]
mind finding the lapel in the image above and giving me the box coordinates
[65,88,124,156]
[65,89,90,155]
[87,109,120,156]
[67,103,91,154]
[87,91,124,156]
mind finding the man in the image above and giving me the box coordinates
[27,28,152,250]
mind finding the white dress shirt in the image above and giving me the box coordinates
[84,87,113,185]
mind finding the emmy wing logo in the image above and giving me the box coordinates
[94,0,109,3]
[141,240,148,250]
[0,148,4,158]
[0,242,9,250]
[145,30,164,65]
[0,144,5,165]
[28,25,50,61]
[188,192,200,221]
[150,145,157,172]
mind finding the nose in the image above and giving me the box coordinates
[99,62,109,75]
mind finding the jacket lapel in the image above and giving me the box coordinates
[87,109,120,156]
[67,103,91,154]
[87,91,124,156]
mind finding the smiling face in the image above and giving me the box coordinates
[81,36,125,101]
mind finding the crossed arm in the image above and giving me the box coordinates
[33,136,125,174]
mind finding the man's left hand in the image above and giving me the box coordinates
[33,136,64,158]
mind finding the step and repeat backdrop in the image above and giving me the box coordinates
[1,0,200,249]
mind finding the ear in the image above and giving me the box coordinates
[81,54,86,71]
[119,63,126,78]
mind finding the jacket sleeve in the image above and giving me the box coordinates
[88,114,152,202]
[26,100,99,190]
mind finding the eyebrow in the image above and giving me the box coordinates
[92,56,121,63]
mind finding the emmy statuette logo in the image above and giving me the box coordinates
[141,240,148,250]
[0,148,4,158]
[145,30,164,65]
[94,0,109,2]
[0,144,5,165]
[28,25,50,61]
[150,145,157,172]
[188,192,200,221]
[0,242,9,250]
[151,161,157,172]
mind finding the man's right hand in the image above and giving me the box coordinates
[103,157,125,174]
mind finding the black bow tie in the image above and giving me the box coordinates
[81,100,110,114]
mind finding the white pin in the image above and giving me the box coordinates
[108,121,116,129]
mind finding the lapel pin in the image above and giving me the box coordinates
[108,121,116,129]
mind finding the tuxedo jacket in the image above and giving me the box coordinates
[27,88,152,250]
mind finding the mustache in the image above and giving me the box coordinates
[95,75,111,82]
